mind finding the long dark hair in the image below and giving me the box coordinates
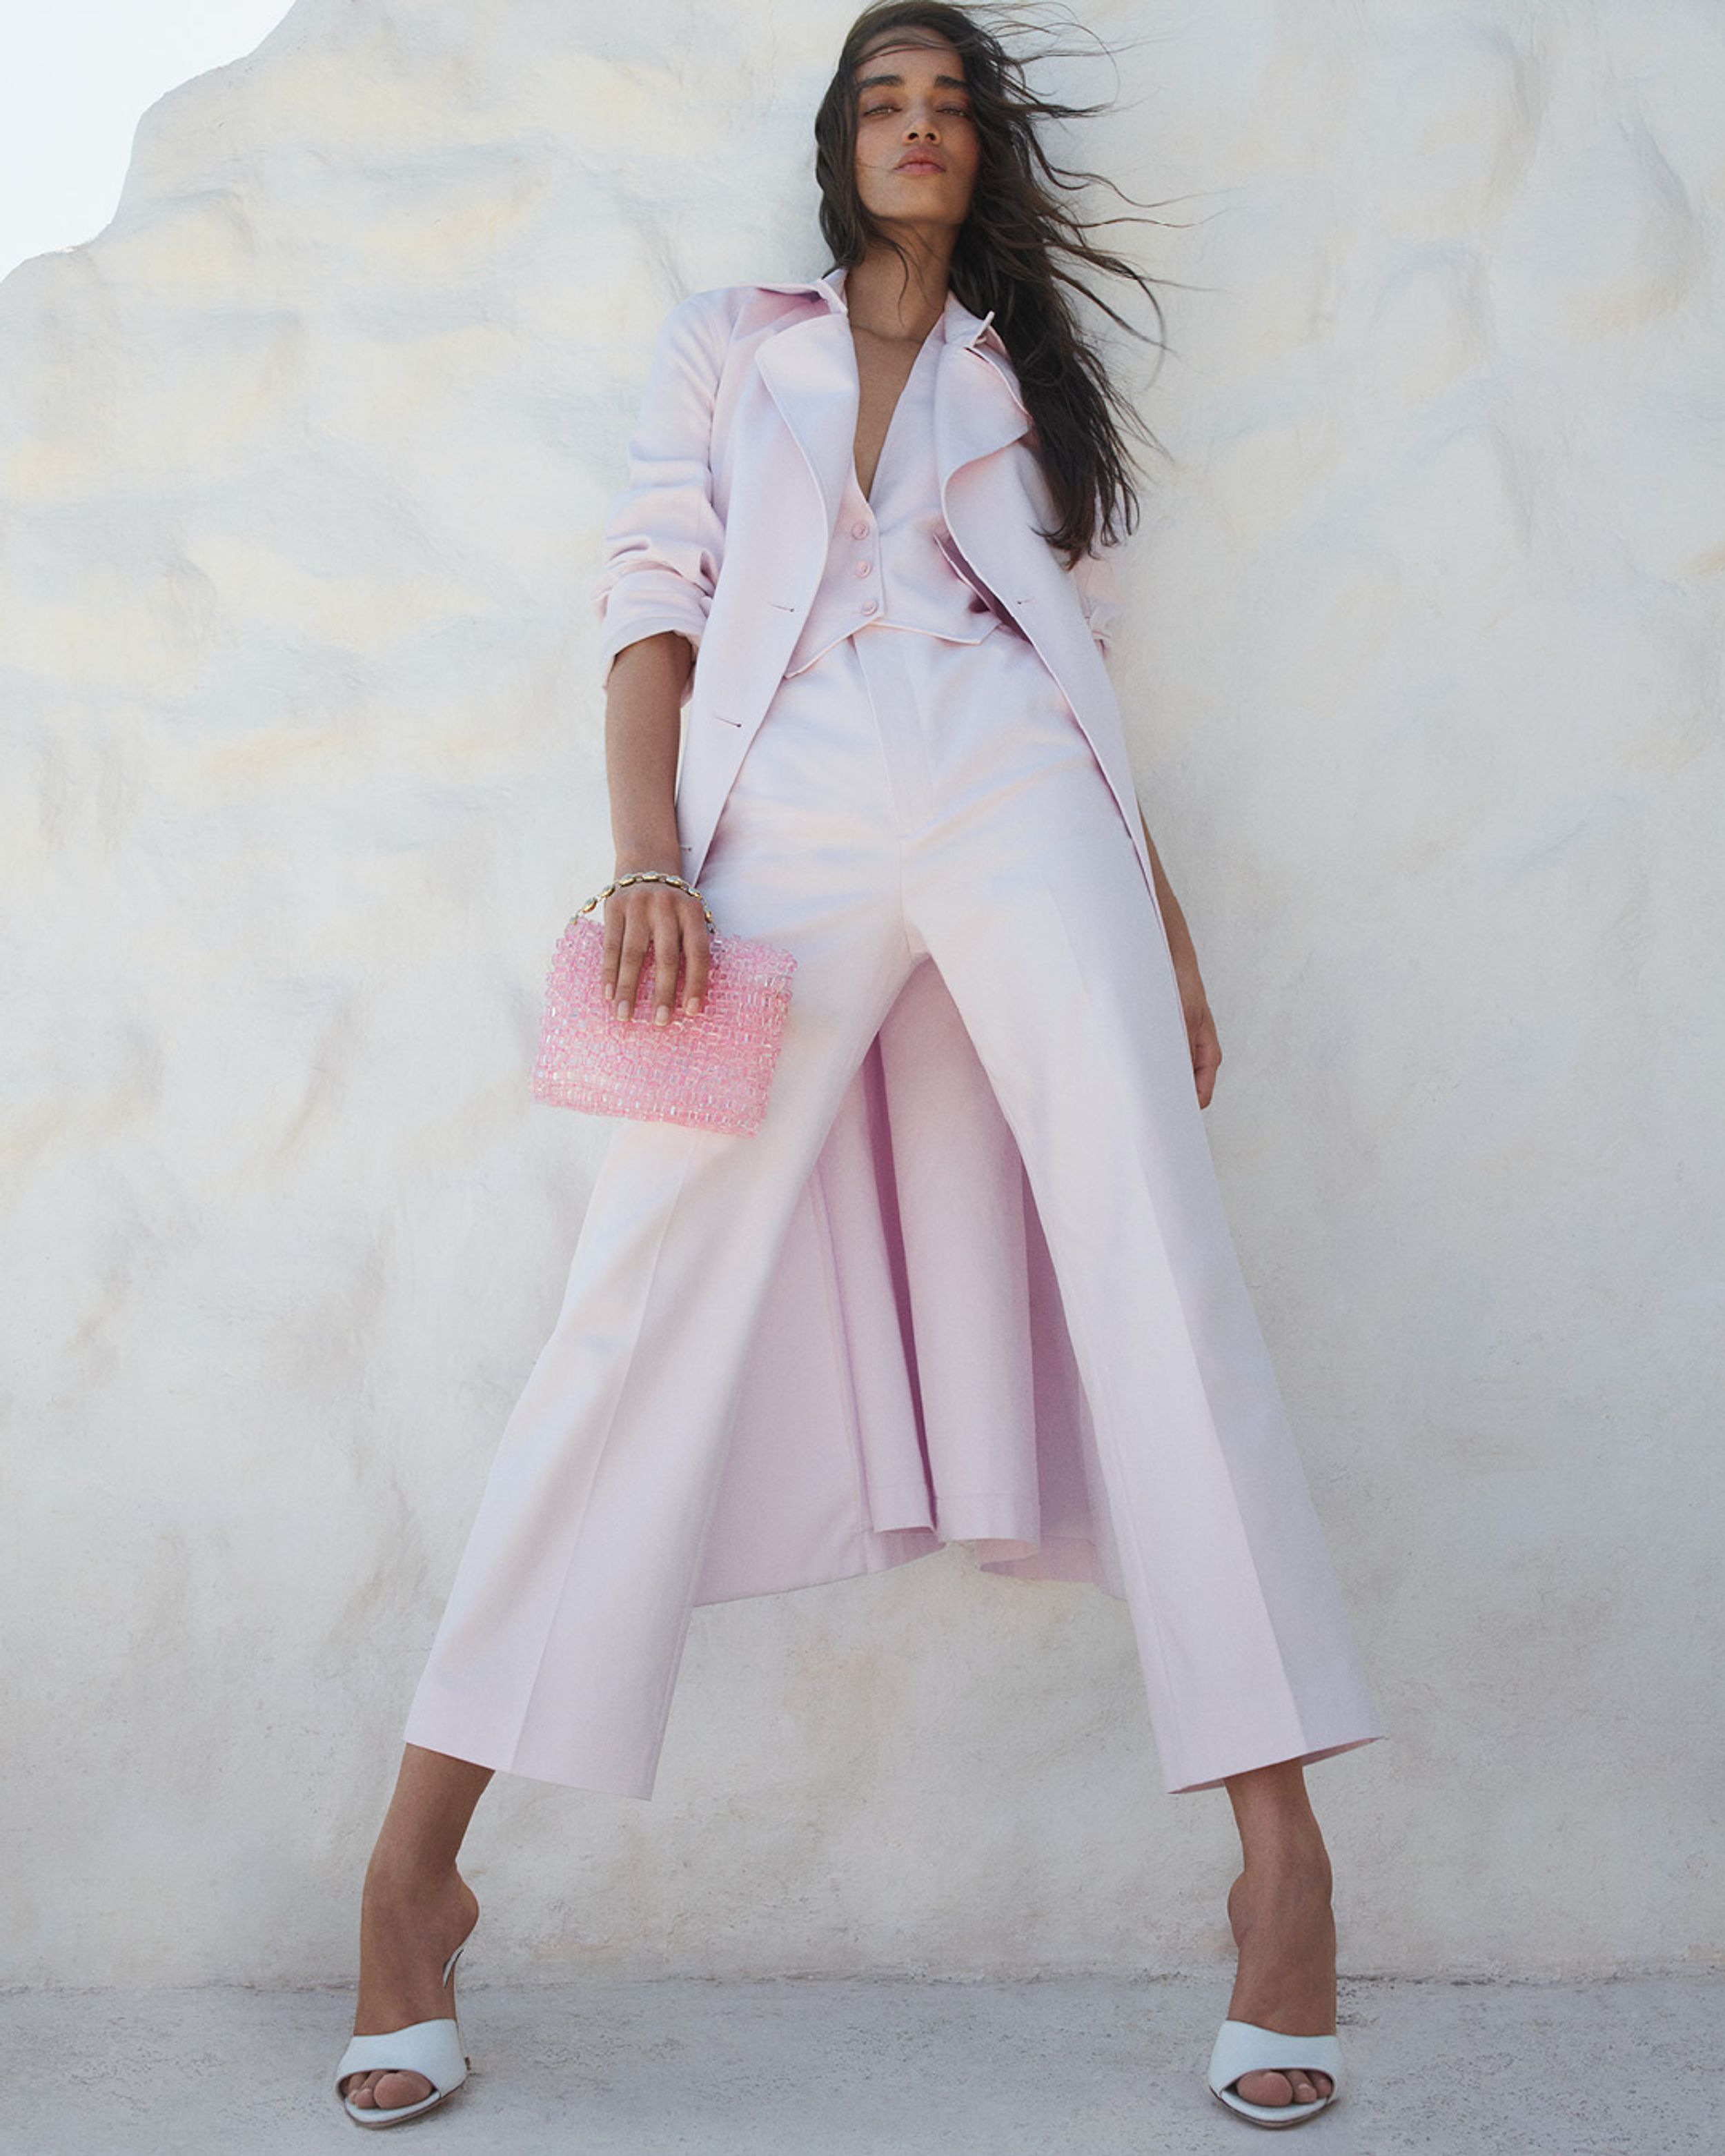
[813,1,1173,567]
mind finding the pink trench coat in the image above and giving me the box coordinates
[584,271,1377,1787]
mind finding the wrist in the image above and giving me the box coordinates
[613,844,684,876]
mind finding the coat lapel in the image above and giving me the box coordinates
[751,308,858,539]
[751,268,1032,541]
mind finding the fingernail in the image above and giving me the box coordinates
[655,1007,671,1027]
[686,996,701,1015]
[615,999,629,1020]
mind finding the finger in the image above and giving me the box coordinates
[600,904,625,1003]
[615,910,651,1020]
[681,904,711,1013]
[1191,1015,1221,1107]
[651,914,680,1027]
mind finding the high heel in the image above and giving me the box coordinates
[1206,2017,1343,2128]
[333,1931,474,2129]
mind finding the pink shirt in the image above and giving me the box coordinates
[783,316,1007,678]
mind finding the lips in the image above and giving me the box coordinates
[895,155,945,174]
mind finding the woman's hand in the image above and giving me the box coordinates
[1175,956,1223,1111]
[1136,804,1222,1109]
[601,867,712,1027]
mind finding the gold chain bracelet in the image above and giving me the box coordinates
[574,869,716,930]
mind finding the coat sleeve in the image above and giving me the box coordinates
[591,290,729,702]
[1067,527,1123,665]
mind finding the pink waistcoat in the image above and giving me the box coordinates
[783,313,1006,678]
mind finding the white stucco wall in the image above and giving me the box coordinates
[4,0,1721,1988]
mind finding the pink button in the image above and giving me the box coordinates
[854,560,873,577]
[860,597,878,614]
[851,520,869,538]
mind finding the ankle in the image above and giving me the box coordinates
[1236,1840,1333,1894]
[364,1849,464,1901]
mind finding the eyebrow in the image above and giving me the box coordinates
[854,70,970,93]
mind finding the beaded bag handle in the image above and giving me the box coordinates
[573,869,716,931]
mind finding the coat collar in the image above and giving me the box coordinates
[746,264,1031,534]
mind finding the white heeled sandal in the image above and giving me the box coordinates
[334,1934,473,2130]
[1207,2017,1343,2128]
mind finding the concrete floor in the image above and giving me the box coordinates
[3,1972,1712,2153]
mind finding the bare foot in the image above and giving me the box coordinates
[339,1860,479,2116]
[1222,1837,1337,2109]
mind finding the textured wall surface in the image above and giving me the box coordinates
[3,0,1722,1987]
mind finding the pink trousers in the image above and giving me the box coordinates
[402,620,1386,1797]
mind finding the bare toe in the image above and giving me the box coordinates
[371,2069,434,2110]
[342,2064,436,2112]
[1234,2065,1332,2106]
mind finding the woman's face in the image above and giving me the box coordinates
[851,32,979,235]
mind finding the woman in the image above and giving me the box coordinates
[335,2,1385,2131]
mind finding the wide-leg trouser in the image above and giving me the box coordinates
[402,621,1386,1798]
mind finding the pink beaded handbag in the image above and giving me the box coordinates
[531,871,797,1138]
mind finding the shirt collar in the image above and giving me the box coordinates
[785,261,1003,355]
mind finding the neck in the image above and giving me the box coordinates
[841,242,953,342]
